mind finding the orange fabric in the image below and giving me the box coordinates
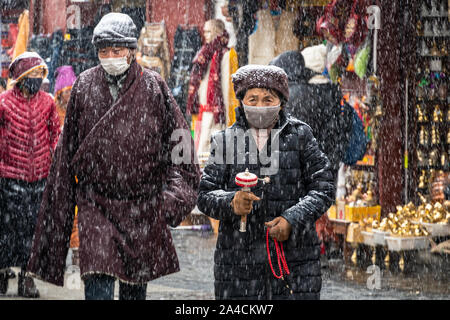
[227,47,239,127]
[7,10,30,90]
[70,174,79,248]
[55,104,66,127]
[12,10,29,59]
[70,206,79,248]
[54,86,72,101]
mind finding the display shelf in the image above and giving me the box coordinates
[0,13,19,80]
[414,0,449,199]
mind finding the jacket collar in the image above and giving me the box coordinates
[100,59,142,100]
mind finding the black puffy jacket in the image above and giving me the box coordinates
[270,51,352,181]
[197,107,335,300]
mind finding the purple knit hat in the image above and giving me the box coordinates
[231,64,289,102]
[54,65,76,96]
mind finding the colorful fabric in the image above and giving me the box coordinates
[12,10,29,61]
[69,206,79,249]
[186,30,229,123]
[53,65,76,96]
[227,47,239,127]
[205,51,223,123]
[55,104,67,127]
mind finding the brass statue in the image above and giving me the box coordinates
[431,126,440,145]
[433,105,443,122]
[419,126,429,145]
[417,104,428,122]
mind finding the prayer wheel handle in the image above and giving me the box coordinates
[235,169,258,232]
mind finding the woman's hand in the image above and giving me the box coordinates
[265,217,292,242]
[230,191,260,216]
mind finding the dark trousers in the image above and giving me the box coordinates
[0,178,46,269]
[84,274,147,300]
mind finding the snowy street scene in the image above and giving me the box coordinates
[0,0,449,305]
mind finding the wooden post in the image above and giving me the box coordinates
[376,0,404,216]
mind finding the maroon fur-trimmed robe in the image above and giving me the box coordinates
[27,61,200,286]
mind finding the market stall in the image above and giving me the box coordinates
[319,0,449,272]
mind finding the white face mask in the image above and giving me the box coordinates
[99,55,130,76]
[242,104,281,129]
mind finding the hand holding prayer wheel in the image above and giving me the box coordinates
[231,169,260,232]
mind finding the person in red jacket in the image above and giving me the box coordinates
[0,52,61,298]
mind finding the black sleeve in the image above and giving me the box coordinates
[281,125,336,229]
[197,133,237,221]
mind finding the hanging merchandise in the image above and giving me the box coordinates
[227,0,258,66]
[137,22,171,81]
[316,0,367,48]
[354,41,370,79]
[47,30,65,94]
[29,29,65,94]
[121,6,145,38]
[365,4,382,152]
[1,18,17,78]
[93,4,112,26]
[248,9,275,65]
[60,26,97,77]
[342,0,367,48]
[5,9,28,89]
[186,29,230,120]
[11,9,28,60]
[249,6,300,65]
[0,15,2,79]
[167,25,202,118]
[294,7,316,39]
[315,1,371,86]
[343,102,369,166]
[326,43,343,83]
[29,35,51,65]
[274,8,300,56]
[227,47,240,126]
[316,0,353,45]
[6,22,18,58]
[186,21,232,160]
[414,0,449,200]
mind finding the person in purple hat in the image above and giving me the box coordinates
[53,65,77,128]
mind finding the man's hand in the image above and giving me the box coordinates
[265,217,292,242]
[231,191,260,216]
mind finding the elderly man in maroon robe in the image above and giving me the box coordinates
[26,13,200,300]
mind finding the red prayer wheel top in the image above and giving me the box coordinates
[235,169,258,188]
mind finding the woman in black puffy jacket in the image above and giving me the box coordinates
[197,65,335,300]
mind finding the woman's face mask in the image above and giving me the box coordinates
[242,88,282,129]
[19,77,43,96]
[243,104,281,129]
